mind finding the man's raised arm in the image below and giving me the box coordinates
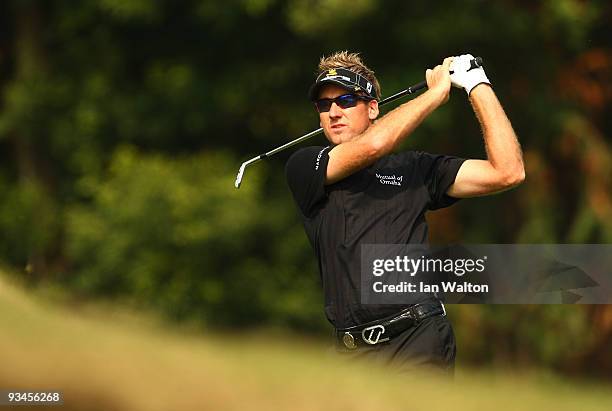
[447,55,525,198]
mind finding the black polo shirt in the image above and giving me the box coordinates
[285,145,465,329]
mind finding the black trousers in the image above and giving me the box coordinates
[336,315,456,375]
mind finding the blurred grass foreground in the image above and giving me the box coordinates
[1,272,612,411]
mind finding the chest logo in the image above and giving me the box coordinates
[376,173,403,186]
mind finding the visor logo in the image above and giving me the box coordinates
[323,75,350,82]
[328,69,337,75]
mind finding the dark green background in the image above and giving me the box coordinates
[1,0,610,378]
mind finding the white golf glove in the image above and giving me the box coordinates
[450,54,491,96]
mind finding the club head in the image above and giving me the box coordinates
[234,163,246,189]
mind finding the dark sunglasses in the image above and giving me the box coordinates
[314,93,373,113]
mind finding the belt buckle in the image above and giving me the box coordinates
[342,332,357,349]
[408,305,420,323]
[361,324,389,345]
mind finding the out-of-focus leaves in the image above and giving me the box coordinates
[286,0,374,36]
[542,0,603,50]
[0,179,60,267]
[96,0,161,21]
[64,146,324,330]
[451,305,595,369]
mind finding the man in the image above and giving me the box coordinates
[285,51,524,373]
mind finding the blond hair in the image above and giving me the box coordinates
[317,51,381,99]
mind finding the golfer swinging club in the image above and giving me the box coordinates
[285,51,525,373]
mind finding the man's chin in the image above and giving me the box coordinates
[334,130,358,143]
[324,128,358,144]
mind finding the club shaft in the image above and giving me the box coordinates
[258,83,427,160]
[378,56,482,106]
[234,81,425,188]
[235,57,483,188]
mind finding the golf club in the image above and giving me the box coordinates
[234,57,483,188]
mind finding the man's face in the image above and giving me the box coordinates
[317,84,379,145]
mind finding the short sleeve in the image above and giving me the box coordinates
[285,146,332,218]
[415,151,466,210]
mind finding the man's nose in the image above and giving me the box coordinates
[328,102,342,117]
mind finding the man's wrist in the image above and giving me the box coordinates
[468,82,493,99]
[424,85,449,107]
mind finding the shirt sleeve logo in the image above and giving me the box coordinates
[315,147,329,171]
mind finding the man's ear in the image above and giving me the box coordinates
[368,99,379,121]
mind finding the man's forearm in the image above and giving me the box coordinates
[363,88,446,155]
[470,85,524,182]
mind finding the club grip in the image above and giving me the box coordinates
[471,56,483,69]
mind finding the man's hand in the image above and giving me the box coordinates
[425,57,453,105]
[450,54,491,95]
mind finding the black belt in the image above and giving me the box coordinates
[335,299,446,350]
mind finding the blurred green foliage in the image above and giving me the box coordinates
[64,146,325,330]
[0,0,611,377]
[0,179,60,264]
